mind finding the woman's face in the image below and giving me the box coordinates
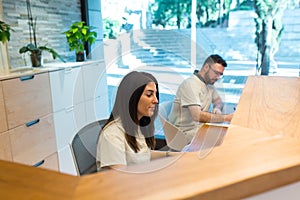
[137,82,158,120]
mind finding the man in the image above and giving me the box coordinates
[168,54,234,143]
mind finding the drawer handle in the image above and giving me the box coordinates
[33,160,45,167]
[65,106,74,113]
[26,119,40,127]
[64,68,72,74]
[20,75,35,81]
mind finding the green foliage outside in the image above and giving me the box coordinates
[233,0,255,10]
[150,0,191,28]
[101,1,254,36]
[254,0,287,74]
[149,0,287,75]
[103,18,120,39]
[100,0,288,76]
[150,0,232,28]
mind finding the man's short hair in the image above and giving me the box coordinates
[204,54,227,68]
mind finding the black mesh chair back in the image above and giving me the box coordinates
[70,119,107,176]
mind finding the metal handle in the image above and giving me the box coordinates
[20,75,34,81]
[65,106,74,113]
[26,119,40,127]
[64,68,72,74]
[33,160,45,167]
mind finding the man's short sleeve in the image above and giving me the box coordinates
[177,76,206,108]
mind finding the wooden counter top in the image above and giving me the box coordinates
[0,75,300,199]
[73,125,300,200]
[0,160,79,200]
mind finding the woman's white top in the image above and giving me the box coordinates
[96,118,151,170]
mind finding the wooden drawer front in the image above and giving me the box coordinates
[9,114,57,166]
[0,131,12,161]
[38,152,59,172]
[3,73,52,129]
[0,81,8,133]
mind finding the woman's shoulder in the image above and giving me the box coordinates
[101,119,125,138]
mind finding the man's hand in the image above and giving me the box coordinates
[224,113,234,122]
[212,108,222,114]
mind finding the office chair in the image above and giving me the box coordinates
[159,101,188,151]
[154,101,173,150]
[70,119,107,176]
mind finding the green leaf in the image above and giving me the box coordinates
[63,21,97,53]
[0,20,13,43]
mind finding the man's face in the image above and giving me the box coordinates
[204,63,224,85]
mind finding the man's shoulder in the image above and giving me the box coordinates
[179,74,202,87]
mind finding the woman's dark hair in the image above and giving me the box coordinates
[103,71,159,152]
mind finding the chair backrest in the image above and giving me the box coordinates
[159,101,188,151]
[70,119,107,176]
[154,101,174,139]
[159,101,173,119]
[159,116,188,151]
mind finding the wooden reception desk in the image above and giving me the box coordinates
[0,76,300,199]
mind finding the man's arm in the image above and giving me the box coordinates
[188,105,233,123]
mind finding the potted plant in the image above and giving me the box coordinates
[63,21,97,62]
[0,20,13,44]
[19,0,65,67]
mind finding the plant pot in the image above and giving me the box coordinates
[76,51,85,62]
[30,51,42,67]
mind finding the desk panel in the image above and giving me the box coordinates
[187,124,227,152]
[74,125,300,200]
[0,160,79,199]
[231,76,300,138]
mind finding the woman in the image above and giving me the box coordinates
[96,71,169,171]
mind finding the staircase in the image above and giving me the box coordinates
[106,27,247,106]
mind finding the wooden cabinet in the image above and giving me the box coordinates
[82,62,109,124]
[38,152,59,171]
[49,61,109,175]
[0,81,8,133]
[0,61,109,175]
[2,73,52,129]
[50,66,86,175]
[49,67,84,113]
[1,72,58,171]
[53,103,86,175]
[9,114,56,166]
[0,131,12,161]
[0,81,11,161]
